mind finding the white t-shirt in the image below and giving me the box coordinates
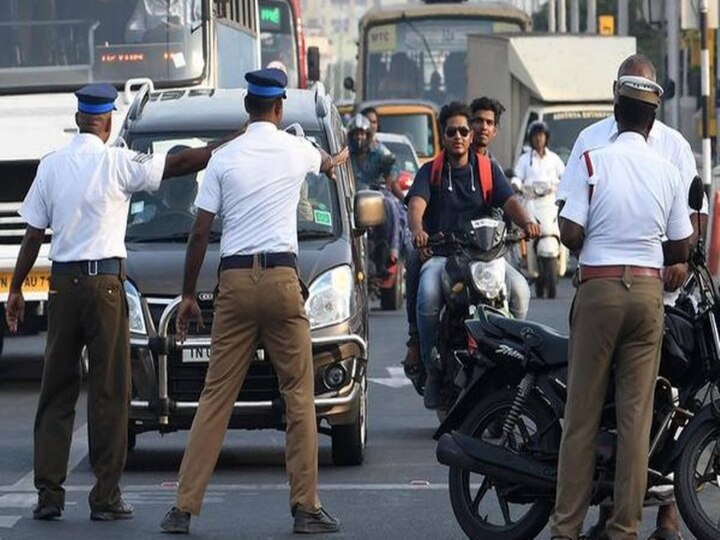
[558,116,709,214]
[195,121,322,256]
[514,148,565,187]
[560,131,693,269]
[20,133,165,261]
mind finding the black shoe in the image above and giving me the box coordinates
[33,502,62,520]
[160,506,191,534]
[293,507,340,534]
[90,499,134,521]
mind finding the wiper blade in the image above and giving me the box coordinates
[298,230,334,240]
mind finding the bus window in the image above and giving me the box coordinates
[259,0,299,87]
[0,0,205,90]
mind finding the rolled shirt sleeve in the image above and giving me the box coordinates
[19,165,49,230]
[299,138,322,175]
[117,149,165,194]
[559,168,591,228]
[194,157,222,214]
[557,135,586,204]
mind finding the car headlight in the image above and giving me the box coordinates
[305,265,355,329]
[470,261,504,300]
[124,280,147,335]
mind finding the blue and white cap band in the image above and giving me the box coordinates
[78,100,115,114]
[247,82,286,98]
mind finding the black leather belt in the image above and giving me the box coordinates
[52,258,123,276]
[220,252,297,271]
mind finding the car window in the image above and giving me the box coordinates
[381,140,419,174]
[125,130,340,242]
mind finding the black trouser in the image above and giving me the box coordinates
[34,271,129,511]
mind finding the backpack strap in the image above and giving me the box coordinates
[476,153,493,203]
[582,150,595,203]
[430,150,445,186]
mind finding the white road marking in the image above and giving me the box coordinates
[0,494,35,508]
[0,516,21,528]
[369,366,411,388]
[11,423,89,491]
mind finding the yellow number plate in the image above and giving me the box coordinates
[0,272,51,294]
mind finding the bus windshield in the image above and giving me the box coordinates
[364,18,522,106]
[0,0,205,91]
[259,0,298,87]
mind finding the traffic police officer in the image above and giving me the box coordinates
[8,83,222,522]
[159,68,348,535]
[550,76,693,540]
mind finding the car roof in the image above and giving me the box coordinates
[126,88,324,134]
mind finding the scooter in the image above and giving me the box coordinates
[521,179,567,299]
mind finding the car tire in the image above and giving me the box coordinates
[380,260,404,311]
[331,378,367,466]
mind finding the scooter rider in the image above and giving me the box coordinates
[347,114,404,271]
[408,101,540,409]
[514,120,565,189]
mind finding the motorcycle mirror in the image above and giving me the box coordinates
[689,175,705,212]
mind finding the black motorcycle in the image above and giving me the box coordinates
[423,218,522,420]
[435,179,720,539]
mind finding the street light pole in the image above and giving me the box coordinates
[586,0,597,34]
[617,0,629,35]
[665,0,680,128]
[558,0,567,33]
[571,0,580,33]
[701,0,712,189]
[548,0,557,32]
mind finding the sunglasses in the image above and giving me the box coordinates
[444,126,471,138]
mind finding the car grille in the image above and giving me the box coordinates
[145,297,280,402]
[0,161,51,244]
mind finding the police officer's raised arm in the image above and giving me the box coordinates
[317,146,349,179]
[558,174,589,254]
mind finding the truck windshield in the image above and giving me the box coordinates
[125,131,339,242]
[259,0,299,87]
[543,110,613,163]
[0,0,205,91]
[364,18,522,106]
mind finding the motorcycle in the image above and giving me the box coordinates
[519,178,567,299]
[423,217,522,420]
[435,178,720,540]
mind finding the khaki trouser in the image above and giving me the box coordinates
[34,272,130,511]
[175,264,320,515]
[550,275,664,540]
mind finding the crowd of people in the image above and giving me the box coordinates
[3,51,709,539]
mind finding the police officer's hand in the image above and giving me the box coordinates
[6,291,24,334]
[176,296,204,343]
[664,263,688,292]
[523,222,541,239]
[326,147,350,180]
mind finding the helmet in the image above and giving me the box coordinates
[527,120,550,139]
[346,114,371,134]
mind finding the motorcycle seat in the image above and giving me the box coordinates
[486,314,569,367]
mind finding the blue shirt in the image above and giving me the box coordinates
[351,142,397,190]
[408,155,513,237]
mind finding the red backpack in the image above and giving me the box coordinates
[429,150,494,203]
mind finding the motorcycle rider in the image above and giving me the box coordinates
[407,101,540,409]
[347,114,404,276]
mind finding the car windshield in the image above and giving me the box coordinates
[364,18,522,106]
[0,0,205,91]
[125,131,339,243]
[380,139,419,174]
[378,114,435,158]
[543,110,613,163]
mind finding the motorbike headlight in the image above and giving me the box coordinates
[470,262,504,300]
[305,265,355,329]
[124,280,147,335]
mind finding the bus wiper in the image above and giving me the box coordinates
[401,14,439,73]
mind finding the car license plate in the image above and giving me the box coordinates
[0,271,51,294]
[181,348,265,363]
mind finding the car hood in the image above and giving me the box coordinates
[125,236,352,297]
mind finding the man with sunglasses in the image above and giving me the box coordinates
[407,101,539,409]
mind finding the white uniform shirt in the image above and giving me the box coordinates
[514,148,565,187]
[560,131,693,268]
[195,122,322,256]
[558,116,709,214]
[20,133,165,261]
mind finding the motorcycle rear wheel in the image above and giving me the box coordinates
[674,421,720,540]
[448,388,560,540]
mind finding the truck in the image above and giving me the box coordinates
[465,34,637,169]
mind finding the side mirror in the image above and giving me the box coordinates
[343,77,355,92]
[689,175,705,211]
[307,46,320,82]
[354,190,385,231]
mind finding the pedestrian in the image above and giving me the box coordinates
[7,83,221,522]
[556,54,707,540]
[550,75,693,540]
[159,68,348,535]
[407,101,539,410]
